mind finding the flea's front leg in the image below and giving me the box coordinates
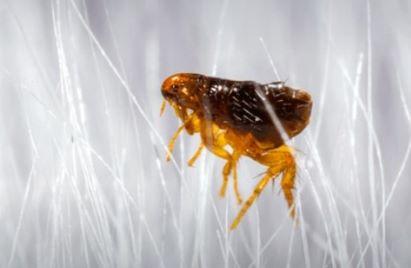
[165,114,194,161]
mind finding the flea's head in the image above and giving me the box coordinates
[266,83,313,137]
[161,73,202,110]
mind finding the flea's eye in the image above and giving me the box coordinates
[171,84,180,93]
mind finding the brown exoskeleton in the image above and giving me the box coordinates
[161,73,312,230]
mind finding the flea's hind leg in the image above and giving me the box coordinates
[230,164,283,230]
[230,145,297,230]
[280,157,297,218]
[255,145,297,217]
[267,145,297,218]
[188,143,205,166]
[255,145,296,218]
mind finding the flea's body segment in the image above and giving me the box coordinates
[161,73,312,230]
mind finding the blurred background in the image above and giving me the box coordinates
[1,0,410,267]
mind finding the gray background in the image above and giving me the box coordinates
[1,0,410,267]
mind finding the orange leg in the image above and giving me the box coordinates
[220,161,232,197]
[166,123,186,161]
[231,151,242,204]
[230,145,296,230]
[230,164,283,230]
[199,121,234,198]
[212,133,233,198]
[226,133,254,205]
[256,145,297,217]
[166,114,198,161]
[187,143,205,166]
[280,156,297,218]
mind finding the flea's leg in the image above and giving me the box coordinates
[166,114,195,161]
[263,145,297,218]
[166,124,186,161]
[214,133,233,198]
[230,166,280,230]
[188,143,205,166]
[231,152,242,204]
[280,156,297,218]
[230,145,296,230]
[227,133,253,205]
[220,161,232,197]
[199,121,233,198]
